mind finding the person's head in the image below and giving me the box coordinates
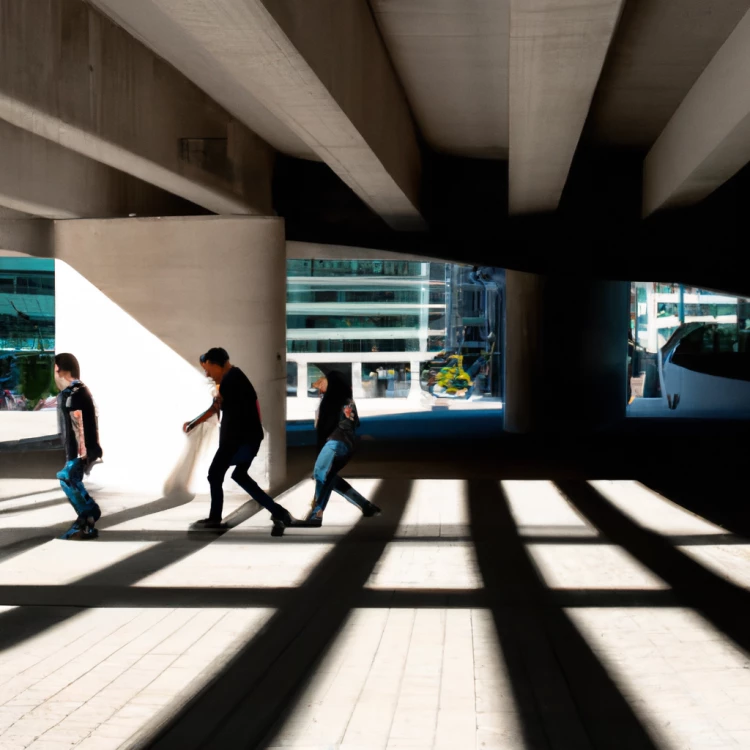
[200,347,231,383]
[54,353,80,390]
[319,370,351,402]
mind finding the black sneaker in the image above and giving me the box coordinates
[271,508,293,537]
[362,503,382,517]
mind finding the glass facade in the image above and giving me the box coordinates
[0,258,56,413]
[286,259,504,421]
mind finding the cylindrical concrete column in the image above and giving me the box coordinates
[504,270,629,434]
[54,216,286,494]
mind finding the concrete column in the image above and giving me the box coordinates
[53,216,286,495]
[351,362,365,400]
[296,362,309,399]
[504,270,629,433]
[409,359,423,399]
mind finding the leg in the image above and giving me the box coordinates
[206,445,234,522]
[308,441,349,521]
[57,459,100,539]
[332,476,381,516]
[231,462,289,520]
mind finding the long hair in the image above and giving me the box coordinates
[316,370,352,447]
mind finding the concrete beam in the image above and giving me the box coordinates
[509,0,625,214]
[89,0,425,230]
[643,8,750,216]
[0,0,273,215]
[0,118,198,219]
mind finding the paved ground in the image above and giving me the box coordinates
[1,448,749,749]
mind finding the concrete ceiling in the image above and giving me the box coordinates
[88,0,315,161]
[587,0,750,147]
[370,0,509,159]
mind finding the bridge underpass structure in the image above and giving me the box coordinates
[1,2,750,745]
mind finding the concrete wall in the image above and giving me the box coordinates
[53,216,287,495]
[0,0,274,214]
[0,220,53,257]
[505,270,629,433]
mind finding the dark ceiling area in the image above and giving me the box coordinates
[274,146,750,299]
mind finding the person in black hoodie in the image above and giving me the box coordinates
[305,370,380,526]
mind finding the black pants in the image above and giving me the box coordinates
[207,441,285,521]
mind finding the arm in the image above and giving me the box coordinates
[183,396,221,434]
[71,410,88,459]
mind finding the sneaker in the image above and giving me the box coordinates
[58,519,84,540]
[300,508,323,527]
[362,503,381,517]
[271,508,293,537]
[59,522,99,540]
[191,518,227,530]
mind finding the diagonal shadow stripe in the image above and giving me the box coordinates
[137,479,412,750]
[641,476,750,541]
[0,488,197,567]
[556,480,750,657]
[0,464,317,655]
[0,496,66,516]
[468,479,659,750]
[0,488,66,504]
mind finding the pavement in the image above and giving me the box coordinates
[0,443,749,749]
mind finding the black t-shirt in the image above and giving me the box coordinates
[57,381,103,463]
[218,367,263,447]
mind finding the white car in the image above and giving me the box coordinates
[659,322,750,415]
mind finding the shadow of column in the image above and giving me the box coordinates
[468,479,659,750]
[144,479,413,750]
[556,480,750,656]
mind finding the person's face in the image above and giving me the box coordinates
[201,360,223,383]
[312,376,328,394]
[54,364,70,391]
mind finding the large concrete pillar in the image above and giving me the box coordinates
[504,270,629,433]
[53,216,286,495]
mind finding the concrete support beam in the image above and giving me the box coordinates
[0,118,197,219]
[0,0,273,215]
[54,216,287,493]
[509,0,624,214]
[90,0,425,230]
[0,220,53,257]
[643,8,750,216]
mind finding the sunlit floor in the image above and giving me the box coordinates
[1,462,750,749]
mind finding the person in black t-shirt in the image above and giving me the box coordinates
[54,353,103,540]
[183,347,293,535]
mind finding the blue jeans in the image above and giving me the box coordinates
[208,441,285,521]
[57,458,99,519]
[310,440,362,518]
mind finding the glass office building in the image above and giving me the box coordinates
[0,257,56,412]
[286,258,504,420]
